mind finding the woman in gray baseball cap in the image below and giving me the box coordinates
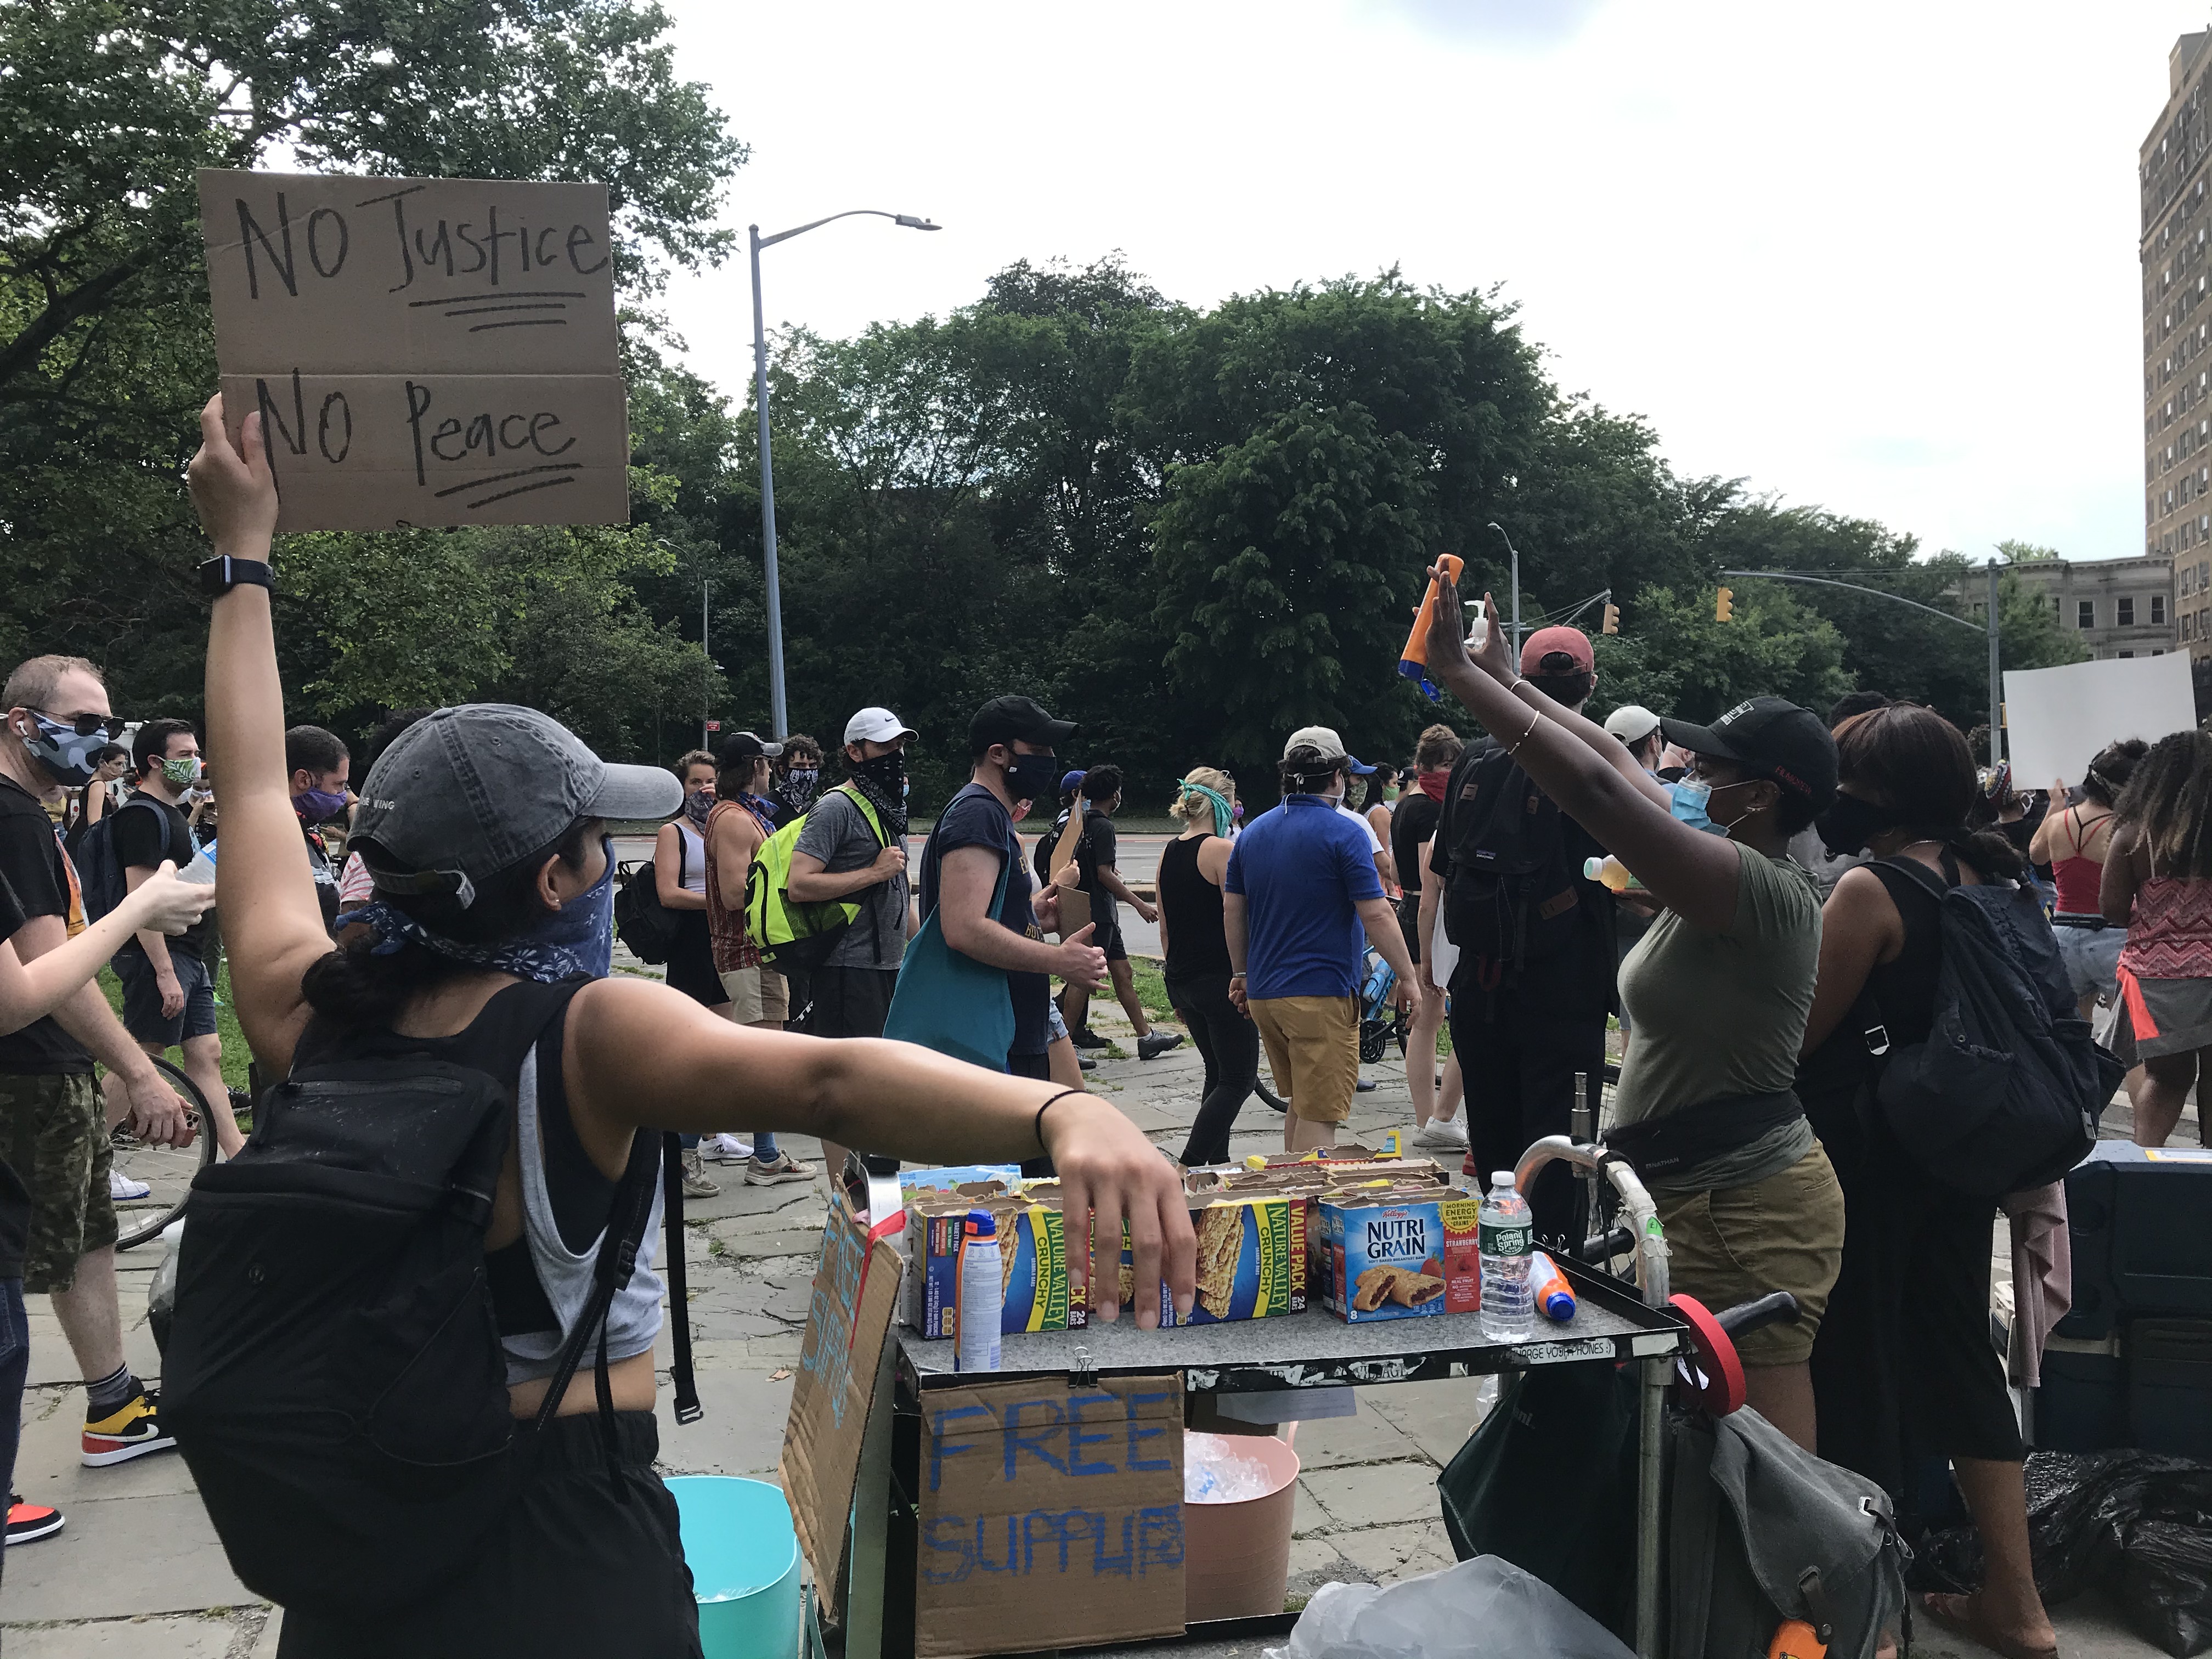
[182,397,1194,1655]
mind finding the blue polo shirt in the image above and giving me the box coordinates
[1224,795,1384,1000]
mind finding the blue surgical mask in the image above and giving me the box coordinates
[337,836,617,983]
[1670,778,1726,837]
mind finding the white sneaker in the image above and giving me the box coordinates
[701,1133,754,1164]
[1411,1120,1468,1151]
[744,1152,817,1186]
[108,1169,150,1201]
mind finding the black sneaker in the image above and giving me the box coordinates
[1137,1032,1185,1062]
[1077,1056,1098,1072]
[1069,1028,1110,1051]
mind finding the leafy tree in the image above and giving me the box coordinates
[1,0,742,741]
[1996,538,2062,562]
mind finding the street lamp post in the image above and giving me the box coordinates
[749,209,940,738]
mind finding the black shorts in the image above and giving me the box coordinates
[115,947,218,1047]
[1396,894,1422,966]
[664,912,723,1008]
[1089,896,1127,962]
[275,1411,700,1658]
[808,965,899,1039]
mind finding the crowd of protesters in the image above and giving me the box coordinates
[0,393,2200,1656]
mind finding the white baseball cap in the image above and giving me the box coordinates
[1603,705,1662,746]
[1283,725,1350,764]
[844,707,917,746]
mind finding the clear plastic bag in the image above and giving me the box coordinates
[1264,1554,1633,1659]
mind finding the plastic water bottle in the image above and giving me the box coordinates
[1479,1171,1534,1341]
[955,1210,1002,1373]
[1581,854,1644,894]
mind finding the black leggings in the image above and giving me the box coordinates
[1166,967,1260,1166]
[275,1411,701,1658]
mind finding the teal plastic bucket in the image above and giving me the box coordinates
[668,1476,803,1659]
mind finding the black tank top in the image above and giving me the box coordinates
[1159,836,1231,975]
[292,976,615,1335]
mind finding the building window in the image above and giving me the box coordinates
[2153,594,2168,624]
[2120,651,2136,659]
[2079,599,2096,629]
[2119,596,2136,626]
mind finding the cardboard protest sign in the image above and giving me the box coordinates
[780,1197,905,1602]
[196,168,628,531]
[916,1372,1185,1658]
[2003,654,2198,788]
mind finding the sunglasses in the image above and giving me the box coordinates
[37,710,127,740]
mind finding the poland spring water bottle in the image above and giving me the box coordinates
[955,1209,1002,1373]
[1479,1171,1534,1341]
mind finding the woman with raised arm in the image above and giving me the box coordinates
[1414,568,1844,1451]
[183,397,1194,1656]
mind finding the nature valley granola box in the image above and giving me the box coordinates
[1317,1190,1482,1323]
[1099,1192,1307,1328]
[903,1195,1073,1338]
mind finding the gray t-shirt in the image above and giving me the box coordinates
[793,787,905,969]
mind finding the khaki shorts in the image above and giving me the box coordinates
[0,1071,116,1294]
[718,965,789,1027]
[1249,995,1360,1125]
[1656,1144,1844,1365]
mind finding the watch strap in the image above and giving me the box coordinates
[198,556,273,597]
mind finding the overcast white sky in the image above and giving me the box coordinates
[657,1,2198,566]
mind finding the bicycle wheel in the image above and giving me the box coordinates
[112,1056,223,1251]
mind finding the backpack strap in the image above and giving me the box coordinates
[528,1125,665,1458]
[659,1132,702,1424]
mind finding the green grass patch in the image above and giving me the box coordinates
[98,957,254,1092]
[1126,956,1177,1022]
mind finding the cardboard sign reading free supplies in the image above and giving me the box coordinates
[196,168,628,531]
[917,1372,1185,1657]
[780,1197,904,1597]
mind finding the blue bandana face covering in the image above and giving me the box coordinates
[338,837,617,983]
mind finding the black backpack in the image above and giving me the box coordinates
[72,794,171,922]
[1441,744,1588,1001]
[612,840,685,964]
[1866,855,2117,1198]
[162,981,700,1619]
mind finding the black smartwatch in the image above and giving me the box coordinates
[197,555,273,597]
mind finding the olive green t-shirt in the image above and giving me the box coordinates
[1613,844,1823,1193]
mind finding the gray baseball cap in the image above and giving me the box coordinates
[351,704,682,906]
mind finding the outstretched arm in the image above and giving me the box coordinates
[0,865,213,1038]
[565,974,1197,1327]
[1422,571,1746,933]
[188,395,332,1075]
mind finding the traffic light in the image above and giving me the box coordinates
[1601,602,1620,635]
[1714,586,1735,623]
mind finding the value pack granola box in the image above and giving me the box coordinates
[1316,1190,1482,1322]
[902,1194,1073,1339]
[1105,1193,1307,1329]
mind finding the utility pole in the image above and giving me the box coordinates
[1987,561,2004,768]
[701,578,711,752]
[1485,521,1525,656]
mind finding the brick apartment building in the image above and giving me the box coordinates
[2142,29,2212,661]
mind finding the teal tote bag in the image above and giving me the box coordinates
[882,845,1015,1070]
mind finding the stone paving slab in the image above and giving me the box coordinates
[2,1614,259,1658]
[1,1492,253,1624]
[1295,1461,1445,1532]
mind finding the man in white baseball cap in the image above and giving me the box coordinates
[1602,704,1665,774]
[787,707,918,1178]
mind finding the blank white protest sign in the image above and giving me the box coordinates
[2002,654,2198,788]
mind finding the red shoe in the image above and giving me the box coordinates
[7,1495,64,1545]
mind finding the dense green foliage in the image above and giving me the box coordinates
[3,4,2091,808]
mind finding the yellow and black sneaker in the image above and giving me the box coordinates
[81,1390,176,1466]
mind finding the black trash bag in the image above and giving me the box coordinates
[1912,1451,2212,1656]
[2121,1520,2212,1658]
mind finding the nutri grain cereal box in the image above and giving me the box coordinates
[1316,1190,1482,1322]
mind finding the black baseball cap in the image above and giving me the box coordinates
[969,695,1076,755]
[717,731,782,767]
[1661,697,1838,808]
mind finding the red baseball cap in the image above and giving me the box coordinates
[1520,625,1594,676]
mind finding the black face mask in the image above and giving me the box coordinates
[853,749,906,791]
[1814,792,1904,859]
[1003,751,1060,805]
